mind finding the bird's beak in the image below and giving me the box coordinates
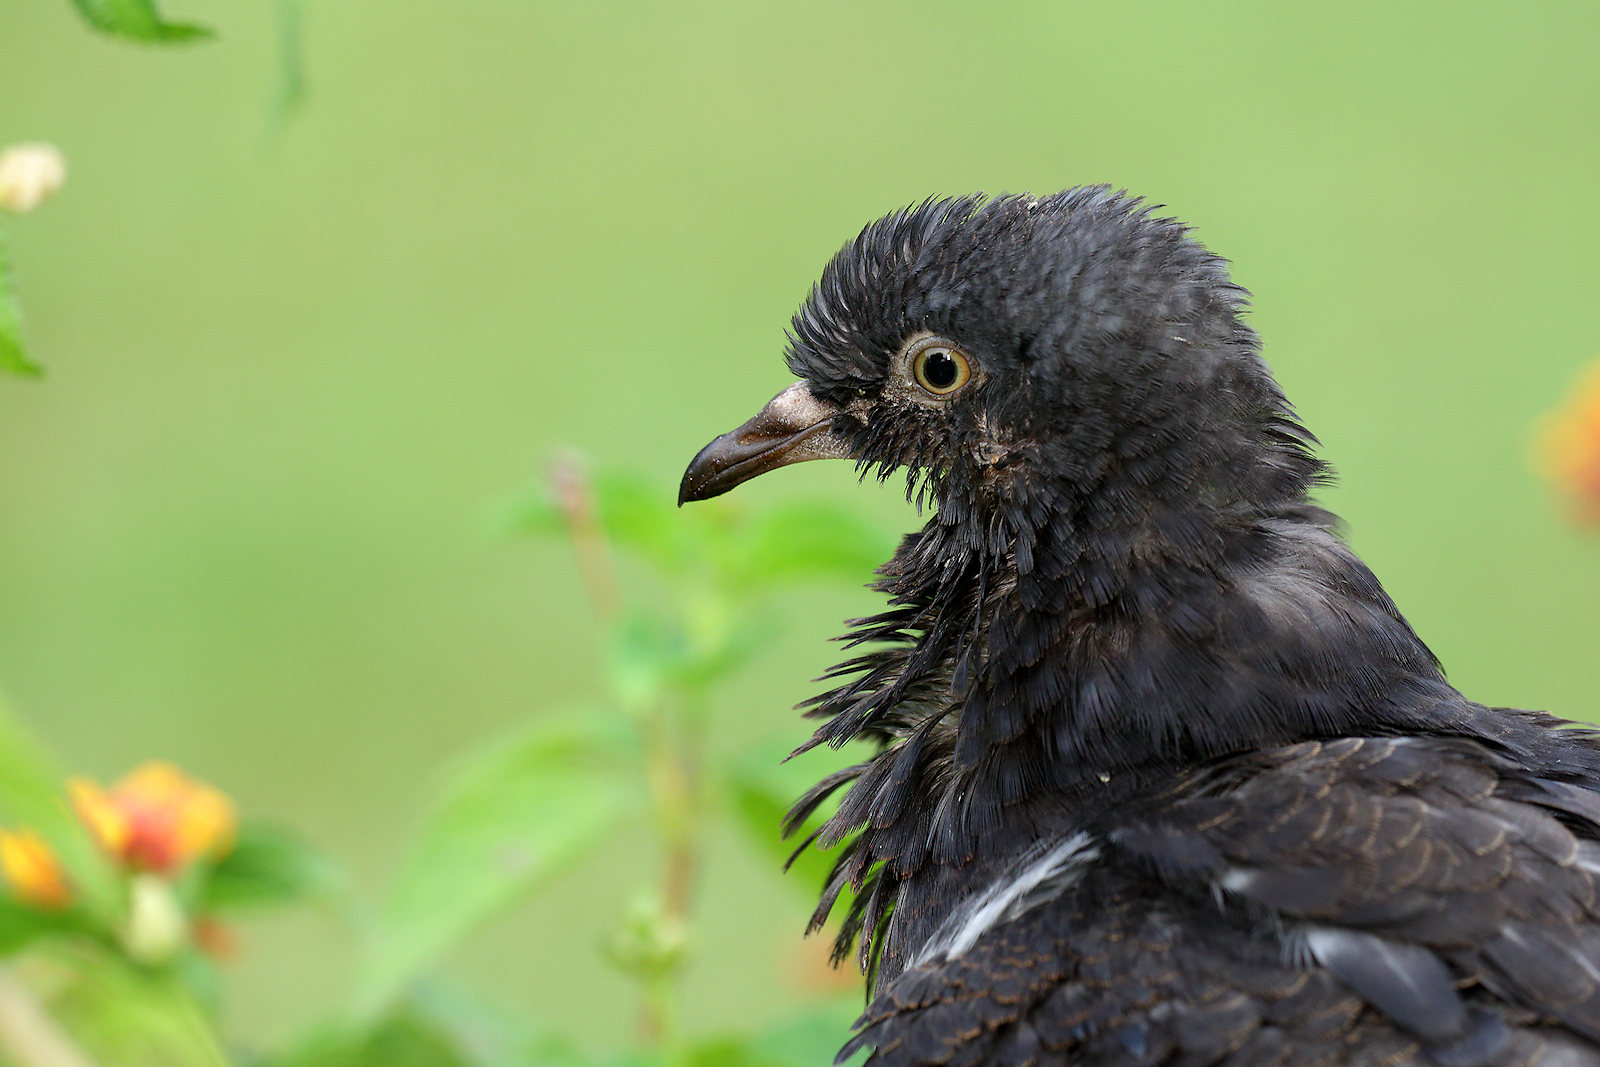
[678,382,850,504]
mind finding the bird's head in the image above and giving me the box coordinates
[673,192,1478,991]
[680,189,1321,570]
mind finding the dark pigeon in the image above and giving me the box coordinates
[680,188,1600,1066]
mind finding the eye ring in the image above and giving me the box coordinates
[909,339,973,397]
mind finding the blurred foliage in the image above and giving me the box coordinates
[68,0,211,43]
[0,698,121,925]
[0,456,874,1064]
[1,0,299,376]
[0,142,66,374]
[0,231,38,377]
[355,715,638,1020]
[0,7,876,1064]
[0,740,328,1063]
[270,0,307,128]
[4,0,1599,1063]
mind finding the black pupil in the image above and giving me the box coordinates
[922,350,958,389]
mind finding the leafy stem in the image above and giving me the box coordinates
[548,456,705,1055]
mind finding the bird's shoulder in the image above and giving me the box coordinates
[847,733,1600,1066]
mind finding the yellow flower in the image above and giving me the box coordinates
[0,829,70,909]
[1538,357,1600,527]
[69,778,130,857]
[71,762,236,874]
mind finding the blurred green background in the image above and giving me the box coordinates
[2,0,1598,1054]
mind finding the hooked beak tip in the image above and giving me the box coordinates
[678,383,850,504]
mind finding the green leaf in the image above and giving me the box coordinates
[70,0,214,42]
[606,613,686,711]
[592,473,686,567]
[0,694,120,922]
[354,715,639,1019]
[491,472,667,548]
[47,952,231,1067]
[728,501,891,589]
[605,610,755,704]
[723,741,847,901]
[680,1003,860,1067]
[496,469,736,577]
[487,486,565,538]
[197,822,343,914]
[0,896,95,955]
[411,981,586,1067]
[497,467,886,600]
[271,0,308,129]
[0,228,42,378]
[684,1037,779,1067]
[746,1002,861,1067]
[273,1005,476,1067]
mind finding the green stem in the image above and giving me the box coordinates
[635,691,703,1057]
[548,453,621,624]
[551,459,705,1056]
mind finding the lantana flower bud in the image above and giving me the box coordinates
[0,828,70,909]
[1538,357,1600,527]
[0,143,66,214]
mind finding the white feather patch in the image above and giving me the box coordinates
[913,832,1098,966]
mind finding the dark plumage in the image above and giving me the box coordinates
[679,188,1600,1066]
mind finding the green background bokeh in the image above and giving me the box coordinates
[2,0,1598,1051]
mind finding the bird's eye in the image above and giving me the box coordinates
[911,343,972,396]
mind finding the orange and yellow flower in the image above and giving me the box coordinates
[1539,357,1600,526]
[0,828,71,909]
[70,762,236,875]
